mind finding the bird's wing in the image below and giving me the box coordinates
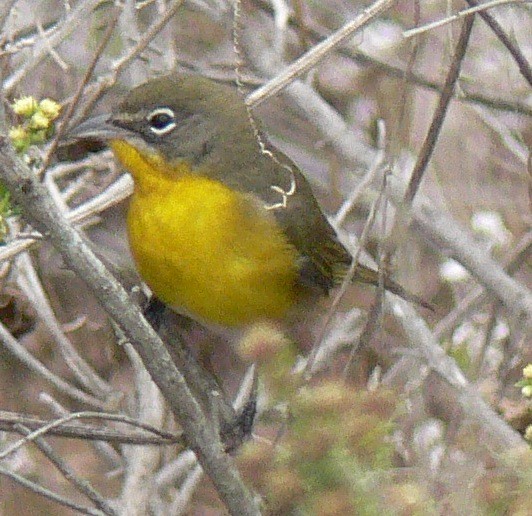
[266,160,434,310]
[269,164,352,294]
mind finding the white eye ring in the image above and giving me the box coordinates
[147,107,176,135]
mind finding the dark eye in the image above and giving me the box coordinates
[147,108,176,135]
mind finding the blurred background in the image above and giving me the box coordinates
[0,0,530,514]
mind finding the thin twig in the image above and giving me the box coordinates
[391,0,421,158]
[0,15,60,54]
[0,164,129,264]
[38,4,124,178]
[305,163,390,376]
[270,0,291,57]
[434,230,532,340]
[35,19,69,71]
[305,121,387,375]
[0,411,182,461]
[38,393,124,471]
[473,300,501,378]
[247,0,397,108]
[119,344,166,515]
[1,23,58,56]
[15,424,118,516]
[169,464,203,515]
[299,310,365,376]
[334,120,388,227]
[113,0,185,69]
[404,15,475,204]
[15,250,111,398]
[390,299,527,453]
[342,297,382,379]
[70,0,186,128]
[155,450,197,489]
[3,0,108,92]
[343,159,394,378]
[0,466,102,515]
[465,0,532,87]
[252,0,532,116]
[403,0,525,38]
[0,410,181,445]
[0,320,104,408]
[412,201,532,326]
[248,41,374,168]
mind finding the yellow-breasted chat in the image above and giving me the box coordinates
[71,74,430,328]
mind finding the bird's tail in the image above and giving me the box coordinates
[353,264,434,311]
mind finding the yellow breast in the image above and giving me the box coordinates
[111,140,300,327]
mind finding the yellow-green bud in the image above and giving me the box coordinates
[523,364,532,380]
[8,125,27,142]
[521,385,532,398]
[525,425,532,442]
[30,111,50,129]
[12,96,37,117]
[39,98,61,120]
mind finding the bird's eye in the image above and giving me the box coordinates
[147,108,176,135]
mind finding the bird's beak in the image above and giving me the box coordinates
[67,114,132,142]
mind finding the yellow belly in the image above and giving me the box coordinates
[126,169,300,327]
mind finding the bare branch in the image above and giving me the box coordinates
[0,411,184,461]
[168,464,204,515]
[0,465,102,515]
[434,231,532,340]
[0,410,181,446]
[404,15,475,204]
[390,300,527,453]
[403,0,525,38]
[39,392,124,472]
[4,0,108,92]
[15,250,111,398]
[248,51,374,169]
[306,142,390,375]
[69,0,187,128]
[119,345,166,516]
[0,320,104,408]
[16,424,118,516]
[39,4,124,177]
[465,0,532,87]
[411,200,532,329]
[0,166,130,264]
[252,0,532,116]
[247,0,398,108]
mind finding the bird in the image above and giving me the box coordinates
[70,73,430,330]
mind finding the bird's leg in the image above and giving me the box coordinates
[143,298,256,450]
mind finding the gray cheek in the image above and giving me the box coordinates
[162,115,218,165]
